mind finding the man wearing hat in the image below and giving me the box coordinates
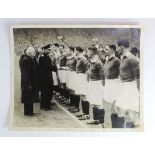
[38,47,57,111]
[116,39,140,128]
[86,46,105,128]
[20,46,36,116]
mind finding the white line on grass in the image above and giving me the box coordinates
[54,100,87,128]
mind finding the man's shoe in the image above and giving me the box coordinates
[76,113,85,117]
[87,120,99,125]
[70,108,80,113]
[79,115,90,120]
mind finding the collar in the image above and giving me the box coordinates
[48,53,54,57]
[39,53,44,57]
[89,55,99,64]
[121,51,131,60]
[108,53,115,61]
[67,54,74,60]
[78,55,84,60]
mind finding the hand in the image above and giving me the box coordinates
[102,80,105,86]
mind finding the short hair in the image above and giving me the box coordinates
[88,46,98,54]
[53,43,59,47]
[109,44,116,51]
[59,45,65,49]
[117,39,129,48]
[68,46,74,51]
[76,46,83,53]
[131,47,139,53]
[131,47,139,56]
[101,49,105,54]
[23,48,27,53]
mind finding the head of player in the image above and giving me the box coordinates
[131,47,139,57]
[116,39,130,56]
[75,46,83,57]
[87,46,98,59]
[104,44,116,58]
[59,45,65,54]
[66,46,75,57]
[51,43,59,52]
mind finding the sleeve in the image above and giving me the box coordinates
[47,56,57,72]
[113,59,120,76]
[51,58,58,72]
[19,57,22,71]
[129,57,140,80]
[82,59,89,73]
[22,59,32,88]
[97,62,105,80]
[66,59,69,68]
[86,70,89,81]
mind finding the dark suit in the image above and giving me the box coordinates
[38,53,57,110]
[32,56,40,103]
[20,55,35,115]
[19,53,26,91]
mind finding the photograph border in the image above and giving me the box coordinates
[9,24,144,132]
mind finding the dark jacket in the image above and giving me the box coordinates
[38,53,57,90]
[66,56,77,71]
[104,57,120,79]
[59,54,67,67]
[120,53,140,82]
[87,59,104,81]
[19,53,26,90]
[76,56,88,73]
[21,55,35,104]
[19,53,26,72]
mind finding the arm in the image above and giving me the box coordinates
[86,71,89,82]
[83,59,89,73]
[97,62,105,86]
[113,59,120,77]
[48,56,57,72]
[22,59,32,89]
[129,57,140,89]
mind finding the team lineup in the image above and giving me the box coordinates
[19,38,140,129]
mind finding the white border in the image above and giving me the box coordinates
[9,25,144,132]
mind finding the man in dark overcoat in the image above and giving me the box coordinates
[19,48,27,91]
[38,48,57,111]
[20,47,36,116]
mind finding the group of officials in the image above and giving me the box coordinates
[19,39,140,128]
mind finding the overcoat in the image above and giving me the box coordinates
[21,55,36,104]
[38,53,57,99]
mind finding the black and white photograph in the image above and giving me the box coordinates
[10,25,143,131]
